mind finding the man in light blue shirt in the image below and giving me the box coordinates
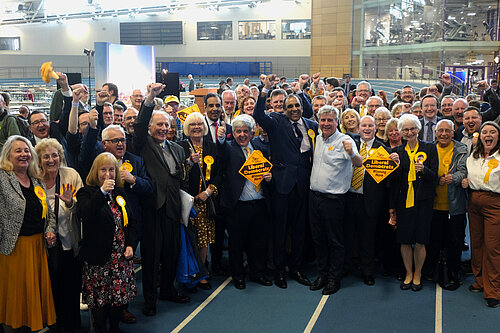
[309,105,362,295]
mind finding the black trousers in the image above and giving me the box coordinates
[141,204,180,306]
[48,243,82,331]
[210,207,228,266]
[309,191,345,282]
[425,210,466,274]
[228,199,268,278]
[272,185,307,273]
[344,192,379,276]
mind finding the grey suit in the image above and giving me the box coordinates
[0,169,56,255]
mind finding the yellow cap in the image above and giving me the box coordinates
[164,95,180,104]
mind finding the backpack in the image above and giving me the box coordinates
[1,114,32,140]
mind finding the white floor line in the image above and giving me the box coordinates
[171,277,232,333]
[303,295,329,333]
[435,284,442,333]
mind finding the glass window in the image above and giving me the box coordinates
[0,37,20,51]
[238,21,276,40]
[281,19,311,39]
[197,21,232,40]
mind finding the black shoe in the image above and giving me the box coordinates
[185,286,197,293]
[310,276,327,291]
[400,282,411,290]
[289,271,311,286]
[411,282,423,292]
[468,284,483,292]
[322,280,340,295]
[275,272,287,289]
[159,291,190,303]
[363,275,375,286]
[120,309,136,324]
[250,275,272,286]
[198,281,212,290]
[142,304,156,317]
[234,278,246,290]
[486,298,499,308]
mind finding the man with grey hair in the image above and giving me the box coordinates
[350,81,373,116]
[188,74,195,92]
[134,83,191,316]
[216,114,273,290]
[365,96,384,117]
[423,118,467,288]
[222,90,237,124]
[450,98,468,135]
[309,105,362,295]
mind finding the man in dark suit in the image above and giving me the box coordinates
[253,74,318,289]
[134,83,190,316]
[344,116,399,286]
[418,94,443,142]
[217,114,273,289]
[202,93,232,275]
[341,74,356,98]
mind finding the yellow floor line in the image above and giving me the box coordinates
[435,284,442,333]
[303,295,329,333]
[171,277,232,333]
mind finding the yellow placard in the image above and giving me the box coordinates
[204,155,214,181]
[308,129,316,152]
[238,150,273,187]
[484,158,499,184]
[177,104,201,124]
[361,146,399,183]
[116,195,129,227]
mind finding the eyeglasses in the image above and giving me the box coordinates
[368,104,382,108]
[31,119,48,126]
[79,121,89,127]
[375,117,390,121]
[125,116,136,121]
[131,94,144,98]
[401,127,418,133]
[188,122,204,127]
[103,138,126,144]
[286,103,301,109]
[42,153,59,161]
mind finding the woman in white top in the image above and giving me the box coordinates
[463,121,500,308]
[35,138,84,331]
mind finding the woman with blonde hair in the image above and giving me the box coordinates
[0,135,57,332]
[35,138,84,332]
[77,152,137,333]
[340,109,361,134]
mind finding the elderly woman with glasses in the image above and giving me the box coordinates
[178,112,221,291]
[0,135,57,332]
[388,114,438,292]
[35,138,84,332]
[374,107,392,142]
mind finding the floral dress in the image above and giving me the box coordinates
[82,200,137,307]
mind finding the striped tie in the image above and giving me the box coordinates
[351,142,367,190]
[245,147,261,192]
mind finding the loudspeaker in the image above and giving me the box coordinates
[57,73,82,90]
[157,72,180,100]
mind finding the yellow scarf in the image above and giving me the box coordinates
[404,141,419,208]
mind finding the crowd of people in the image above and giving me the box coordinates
[0,70,499,332]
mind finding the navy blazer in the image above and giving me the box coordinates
[350,134,389,217]
[389,140,439,210]
[217,138,271,210]
[253,93,318,195]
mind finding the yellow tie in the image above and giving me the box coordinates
[245,147,261,193]
[351,142,366,190]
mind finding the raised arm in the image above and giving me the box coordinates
[133,82,165,150]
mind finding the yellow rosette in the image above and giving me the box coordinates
[308,129,316,152]
[368,148,376,156]
[204,155,214,181]
[116,196,128,227]
[484,159,499,184]
[122,162,133,173]
[34,186,49,220]
[443,156,452,174]
[328,146,333,151]
[414,152,427,163]
[473,132,479,138]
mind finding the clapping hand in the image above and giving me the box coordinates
[189,148,200,164]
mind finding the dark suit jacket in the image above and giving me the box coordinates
[134,102,187,222]
[350,134,389,217]
[418,116,443,141]
[178,139,222,198]
[389,140,439,210]
[253,93,318,195]
[217,138,271,210]
[203,116,233,143]
[77,185,137,265]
